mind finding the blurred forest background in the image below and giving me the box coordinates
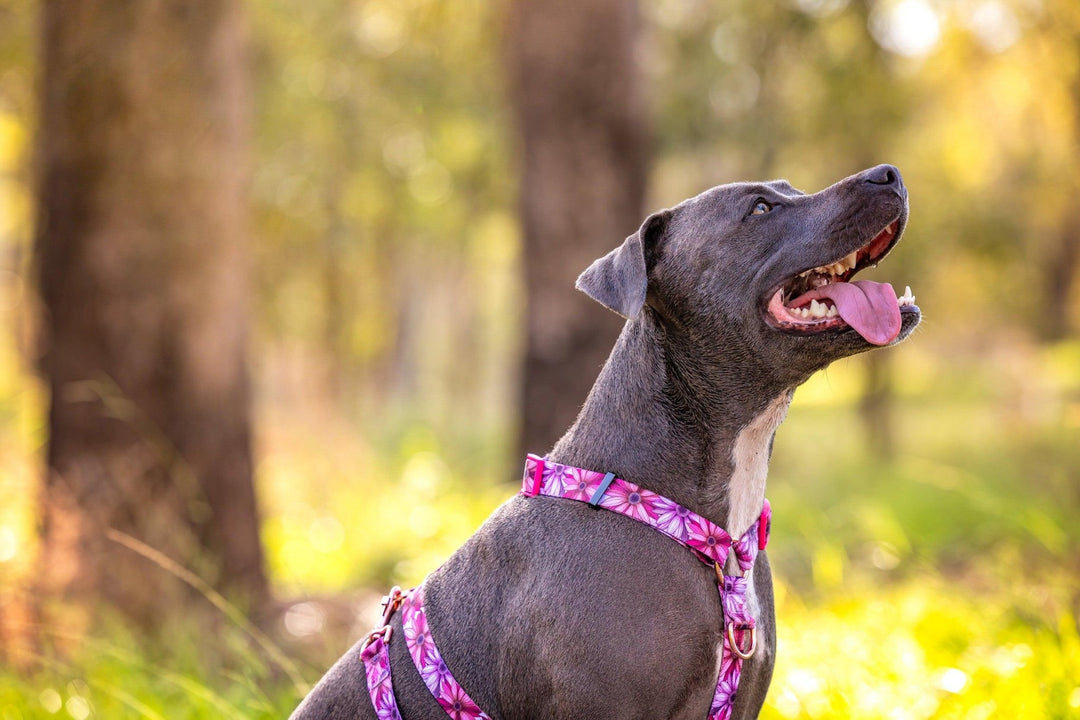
[1,0,1079,718]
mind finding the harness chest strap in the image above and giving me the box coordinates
[360,455,772,720]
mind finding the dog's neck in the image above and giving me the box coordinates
[550,310,793,537]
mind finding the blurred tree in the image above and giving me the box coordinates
[507,0,649,456]
[1040,22,1080,341]
[250,0,515,440]
[33,0,267,627]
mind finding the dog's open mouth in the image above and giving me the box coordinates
[765,219,917,345]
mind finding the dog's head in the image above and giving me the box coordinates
[577,165,921,384]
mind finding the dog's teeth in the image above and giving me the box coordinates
[826,305,838,318]
[884,224,894,236]
[844,251,858,270]
[810,299,827,318]
[896,285,916,307]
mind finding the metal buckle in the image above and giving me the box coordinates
[727,623,757,660]
[362,586,404,649]
[380,586,404,624]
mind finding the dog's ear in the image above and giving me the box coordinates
[576,210,671,318]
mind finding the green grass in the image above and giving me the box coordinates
[0,621,301,719]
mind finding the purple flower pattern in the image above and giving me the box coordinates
[563,466,600,502]
[686,515,733,561]
[543,462,575,495]
[711,669,739,720]
[653,496,695,541]
[598,482,661,523]
[402,586,492,720]
[731,519,760,575]
[360,636,402,720]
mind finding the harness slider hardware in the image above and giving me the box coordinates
[758,499,772,551]
[362,586,404,649]
[380,586,404,623]
[523,457,546,497]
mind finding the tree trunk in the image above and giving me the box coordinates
[34,0,267,628]
[1039,34,1080,341]
[1040,211,1080,341]
[507,0,649,457]
[858,351,895,461]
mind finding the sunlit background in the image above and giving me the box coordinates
[1,0,1079,717]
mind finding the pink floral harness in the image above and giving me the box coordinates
[361,455,772,720]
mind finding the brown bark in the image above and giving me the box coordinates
[507,0,649,456]
[33,0,267,628]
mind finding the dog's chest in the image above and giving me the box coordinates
[723,391,791,541]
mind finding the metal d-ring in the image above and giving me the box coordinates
[727,624,757,660]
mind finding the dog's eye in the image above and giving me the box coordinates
[750,200,772,216]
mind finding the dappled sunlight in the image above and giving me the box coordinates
[962,1,1022,54]
[764,572,1079,719]
[258,410,507,593]
[870,0,942,59]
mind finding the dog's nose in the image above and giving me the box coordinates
[863,164,903,190]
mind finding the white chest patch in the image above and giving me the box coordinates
[725,391,791,542]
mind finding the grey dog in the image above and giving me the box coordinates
[291,165,921,719]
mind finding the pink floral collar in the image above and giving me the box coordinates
[361,455,772,720]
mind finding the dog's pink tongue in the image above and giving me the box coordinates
[817,281,901,345]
